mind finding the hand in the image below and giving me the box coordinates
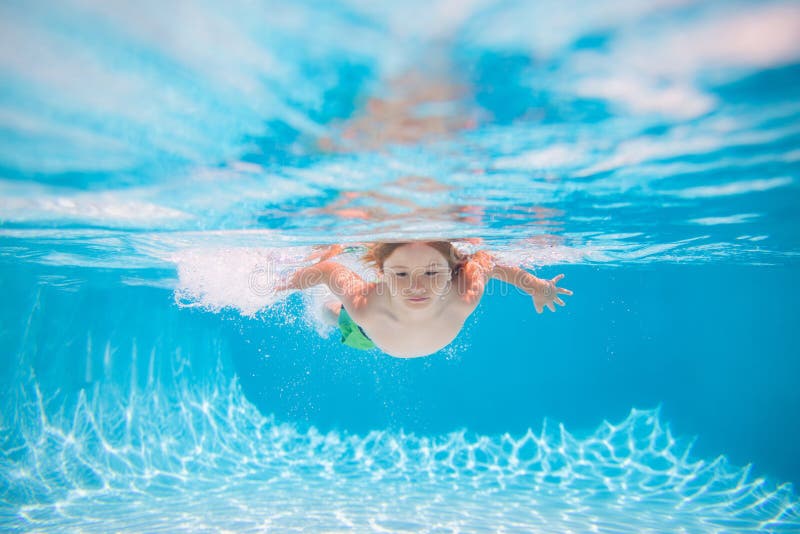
[530,274,572,314]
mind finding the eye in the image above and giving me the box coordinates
[425,271,437,276]
[395,272,408,278]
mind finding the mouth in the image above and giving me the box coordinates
[405,296,430,303]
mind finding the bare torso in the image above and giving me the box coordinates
[348,278,480,358]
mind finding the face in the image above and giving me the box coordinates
[382,243,452,309]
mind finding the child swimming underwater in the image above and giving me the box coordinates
[277,241,572,358]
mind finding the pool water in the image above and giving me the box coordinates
[2,1,799,531]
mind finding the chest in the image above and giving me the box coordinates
[361,312,466,358]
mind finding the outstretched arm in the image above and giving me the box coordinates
[458,251,572,313]
[491,264,572,313]
[276,260,373,312]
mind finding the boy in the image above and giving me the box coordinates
[278,241,572,358]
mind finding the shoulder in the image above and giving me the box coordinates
[344,281,385,324]
[453,254,493,305]
[442,284,481,321]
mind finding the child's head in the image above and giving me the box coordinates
[364,241,466,308]
[363,241,466,274]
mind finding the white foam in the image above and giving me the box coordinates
[172,247,306,316]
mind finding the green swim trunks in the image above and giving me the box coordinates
[338,305,376,350]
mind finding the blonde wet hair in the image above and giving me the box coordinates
[362,241,467,274]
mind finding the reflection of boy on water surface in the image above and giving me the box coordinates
[277,241,572,358]
[306,176,488,227]
[318,69,477,152]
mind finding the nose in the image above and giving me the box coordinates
[405,273,426,294]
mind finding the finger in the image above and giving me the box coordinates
[555,297,565,306]
[557,287,573,295]
[547,302,555,312]
[535,302,543,314]
[552,274,564,283]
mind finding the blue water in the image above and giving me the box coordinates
[2,0,800,531]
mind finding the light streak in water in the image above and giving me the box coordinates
[1,349,797,532]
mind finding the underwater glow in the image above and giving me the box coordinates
[3,354,798,532]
